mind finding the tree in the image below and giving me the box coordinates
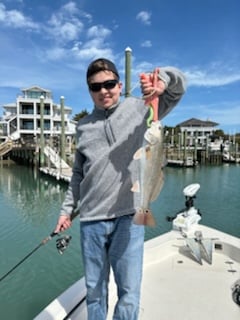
[73,109,89,121]
[213,129,225,137]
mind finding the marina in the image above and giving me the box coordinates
[0,50,239,318]
[0,51,239,175]
[1,136,240,184]
[0,3,239,319]
[0,164,239,319]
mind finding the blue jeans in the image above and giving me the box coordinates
[80,214,145,320]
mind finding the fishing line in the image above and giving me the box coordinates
[0,209,79,283]
[122,69,156,97]
[0,232,59,282]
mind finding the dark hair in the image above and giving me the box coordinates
[86,58,119,83]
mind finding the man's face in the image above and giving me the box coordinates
[88,70,122,109]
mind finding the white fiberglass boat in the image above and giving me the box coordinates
[35,183,240,320]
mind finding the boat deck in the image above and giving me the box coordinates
[35,225,240,320]
[107,225,240,320]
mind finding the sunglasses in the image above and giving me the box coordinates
[88,79,119,92]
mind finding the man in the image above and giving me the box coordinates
[54,58,186,319]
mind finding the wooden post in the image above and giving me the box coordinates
[60,96,66,163]
[40,95,45,167]
[125,47,132,97]
[194,131,198,164]
[183,130,187,165]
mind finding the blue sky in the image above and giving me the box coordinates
[0,0,239,133]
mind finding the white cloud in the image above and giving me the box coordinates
[170,98,240,131]
[0,3,38,29]
[0,3,115,64]
[45,2,93,44]
[185,67,240,87]
[66,25,113,60]
[62,1,92,22]
[141,40,152,48]
[87,25,111,38]
[136,11,151,25]
[196,102,240,128]
[62,1,79,15]
[72,37,114,60]
[47,12,84,42]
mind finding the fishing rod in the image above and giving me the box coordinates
[0,210,79,283]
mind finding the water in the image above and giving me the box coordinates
[0,164,239,319]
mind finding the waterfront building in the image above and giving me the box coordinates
[0,86,76,144]
[177,118,219,147]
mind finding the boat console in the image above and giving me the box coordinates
[171,183,215,265]
[172,183,201,232]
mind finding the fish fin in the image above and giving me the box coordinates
[131,180,140,193]
[145,209,157,227]
[133,145,153,160]
[133,209,156,227]
[145,145,152,160]
[133,211,146,225]
[133,147,145,160]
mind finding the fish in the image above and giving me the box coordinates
[131,120,165,227]
[131,68,165,227]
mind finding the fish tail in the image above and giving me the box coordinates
[133,211,146,225]
[133,209,156,227]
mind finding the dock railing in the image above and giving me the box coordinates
[0,139,13,157]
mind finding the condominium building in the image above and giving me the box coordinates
[0,86,76,142]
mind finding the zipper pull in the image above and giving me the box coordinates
[105,109,109,118]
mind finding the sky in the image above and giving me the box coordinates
[0,0,239,133]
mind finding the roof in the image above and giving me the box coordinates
[2,102,16,108]
[21,86,51,93]
[177,118,219,127]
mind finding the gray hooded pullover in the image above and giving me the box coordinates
[60,67,186,221]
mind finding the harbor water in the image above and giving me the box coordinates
[0,164,239,319]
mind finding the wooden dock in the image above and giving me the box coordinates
[39,167,72,183]
[167,157,195,167]
[1,139,239,182]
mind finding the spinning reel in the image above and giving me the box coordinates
[56,235,72,255]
